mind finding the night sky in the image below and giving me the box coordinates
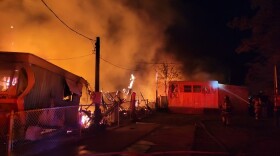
[161,0,253,85]
[1,0,278,98]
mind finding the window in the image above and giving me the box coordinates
[0,65,20,94]
[63,80,72,101]
[193,85,201,93]
[184,85,192,92]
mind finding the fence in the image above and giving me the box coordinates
[0,111,9,155]
[79,103,118,127]
[1,102,154,155]
[1,106,81,155]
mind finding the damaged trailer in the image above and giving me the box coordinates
[168,81,249,114]
[0,51,88,141]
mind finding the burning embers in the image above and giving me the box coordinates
[79,74,137,129]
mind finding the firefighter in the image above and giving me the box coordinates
[253,96,262,120]
[248,96,255,117]
[221,95,232,126]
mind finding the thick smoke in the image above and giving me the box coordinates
[0,0,233,101]
[0,0,178,101]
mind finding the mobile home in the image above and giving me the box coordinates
[0,52,88,139]
[0,51,87,111]
[168,81,248,114]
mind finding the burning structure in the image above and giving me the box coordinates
[168,81,249,114]
[0,51,87,111]
[0,51,88,139]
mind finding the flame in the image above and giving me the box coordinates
[1,0,169,102]
[80,111,91,129]
[0,1,187,102]
[128,74,135,89]
[3,77,10,90]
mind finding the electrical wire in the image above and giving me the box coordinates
[91,50,139,71]
[40,1,98,62]
[41,0,94,41]
[46,53,93,60]
[40,0,180,71]
[99,58,182,71]
[136,62,183,65]
[100,57,139,71]
[40,0,135,71]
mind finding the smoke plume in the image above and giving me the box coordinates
[1,0,232,101]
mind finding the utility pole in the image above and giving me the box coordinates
[155,71,159,110]
[93,37,102,128]
[130,92,137,122]
[274,64,279,126]
[95,37,100,92]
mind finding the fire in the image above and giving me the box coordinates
[128,74,135,89]
[0,0,179,102]
[80,111,91,129]
[122,74,136,97]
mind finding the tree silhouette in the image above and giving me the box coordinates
[155,62,181,96]
[228,0,280,94]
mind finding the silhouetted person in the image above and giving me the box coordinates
[248,96,255,117]
[253,96,262,120]
[221,95,232,126]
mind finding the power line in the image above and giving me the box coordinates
[99,58,182,71]
[100,57,139,71]
[45,51,180,70]
[46,53,93,60]
[40,1,180,71]
[41,0,94,41]
[40,0,133,71]
[136,62,183,65]
[91,50,138,71]
[94,48,182,71]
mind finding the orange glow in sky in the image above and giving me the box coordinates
[1,0,230,102]
[0,0,179,101]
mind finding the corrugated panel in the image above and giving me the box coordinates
[24,65,79,110]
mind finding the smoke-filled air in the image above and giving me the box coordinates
[0,0,226,101]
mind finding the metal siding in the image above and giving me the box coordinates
[168,81,219,109]
[24,65,65,109]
